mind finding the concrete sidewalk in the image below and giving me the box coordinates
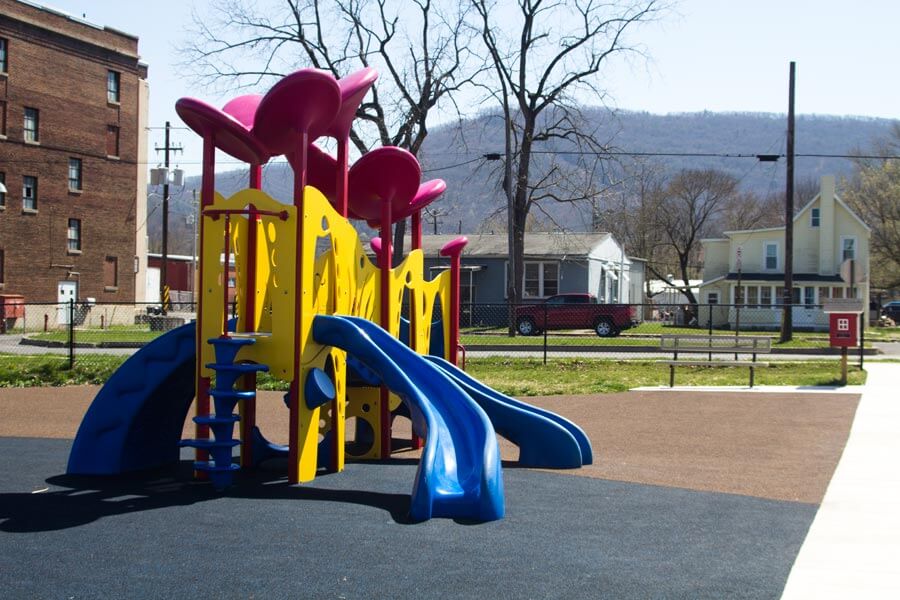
[781,362,900,598]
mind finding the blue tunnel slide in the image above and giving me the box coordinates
[68,317,591,521]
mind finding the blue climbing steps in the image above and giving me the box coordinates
[179,335,269,490]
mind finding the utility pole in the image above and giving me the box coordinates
[154,121,182,315]
[781,62,795,342]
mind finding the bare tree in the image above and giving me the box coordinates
[181,0,482,262]
[843,124,900,290]
[655,169,741,305]
[471,0,665,321]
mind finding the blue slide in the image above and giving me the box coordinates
[68,322,198,475]
[424,356,593,468]
[312,315,505,522]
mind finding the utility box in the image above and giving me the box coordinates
[828,313,859,348]
[0,294,26,334]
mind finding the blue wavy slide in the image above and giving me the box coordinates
[312,315,505,522]
[68,322,198,475]
[424,356,593,469]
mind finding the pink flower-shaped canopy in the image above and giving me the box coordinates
[175,96,270,165]
[252,69,342,155]
[346,146,422,222]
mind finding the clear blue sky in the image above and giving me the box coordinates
[38,0,900,175]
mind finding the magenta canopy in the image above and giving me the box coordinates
[175,97,270,165]
[252,69,342,155]
[346,147,422,222]
[328,68,378,140]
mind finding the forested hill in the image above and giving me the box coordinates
[150,111,897,253]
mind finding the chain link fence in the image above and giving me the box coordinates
[460,301,868,363]
[0,299,872,382]
[0,301,196,374]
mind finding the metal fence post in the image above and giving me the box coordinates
[68,299,75,369]
[859,318,865,369]
[542,302,548,365]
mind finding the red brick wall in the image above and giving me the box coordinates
[0,0,145,302]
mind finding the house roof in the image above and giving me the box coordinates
[409,232,612,257]
[724,272,843,282]
[722,183,870,236]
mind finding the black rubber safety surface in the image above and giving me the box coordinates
[0,438,814,599]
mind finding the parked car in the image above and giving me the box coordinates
[514,293,637,337]
[881,301,900,322]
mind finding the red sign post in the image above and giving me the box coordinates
[825,305,862,385]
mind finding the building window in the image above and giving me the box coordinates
[760,286,772,306]
[841,236,856,261]
[23,107,39,143]
[517,261,559,298]
[707,292,719,305]
[810,207,820,227]
[67,219,82,253]
[0,248,4,285]
[0,172,5,208]
[734,285,744,306]
[107,70,120,103]
[0,38,7,73]
[104,256,118,289]
[745,285,759,308]
[0,100,6,136]
[831,286,844,299]
[22,175,37,211]
[764,242,778,270]
[68,158,83,191]
[106,125,120,157]
[819,286,830,301]
[804,286,815,306]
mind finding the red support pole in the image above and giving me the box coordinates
[440,238,467,366]
[222,213,232,338]
[240,198,261,468]
[411,211,422,251]
[379,201,392,459]
[194,134,217,471]
[336,138,350,218]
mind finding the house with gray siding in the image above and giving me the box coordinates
[411,233,644,308]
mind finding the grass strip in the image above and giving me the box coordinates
[1,353,867,394]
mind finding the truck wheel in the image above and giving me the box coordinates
[594,318,617,337]
[517,317,537,336]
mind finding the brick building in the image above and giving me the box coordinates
[0,0,149,304]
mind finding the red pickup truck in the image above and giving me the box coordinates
[514,293,637,337]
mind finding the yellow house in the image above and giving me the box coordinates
[699,175,870,331]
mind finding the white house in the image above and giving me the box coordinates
[699,175,870,331]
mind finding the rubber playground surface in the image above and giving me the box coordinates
[0,385,859,598]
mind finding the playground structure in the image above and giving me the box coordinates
[67,68,592,522]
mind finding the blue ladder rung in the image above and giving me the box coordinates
[207,336,258,347]
[209,389,257,401]
[192,461,241,473]
[179,438,241,450]
[205,362,270,373]
[193,414,240,425]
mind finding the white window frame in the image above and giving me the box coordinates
[763,241,779,271]
[68,158,82,192]
[23,107,39,143]
[840,236,857,262]
[810,207,820,227]
[67,218,81,253]
[107,70,121,104]
[506,260,560,299]
[706,291,719,305]
[22,175,37,211]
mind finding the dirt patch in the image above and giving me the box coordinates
[0,386,858,504]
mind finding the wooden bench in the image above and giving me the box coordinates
[659,335,772,388]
